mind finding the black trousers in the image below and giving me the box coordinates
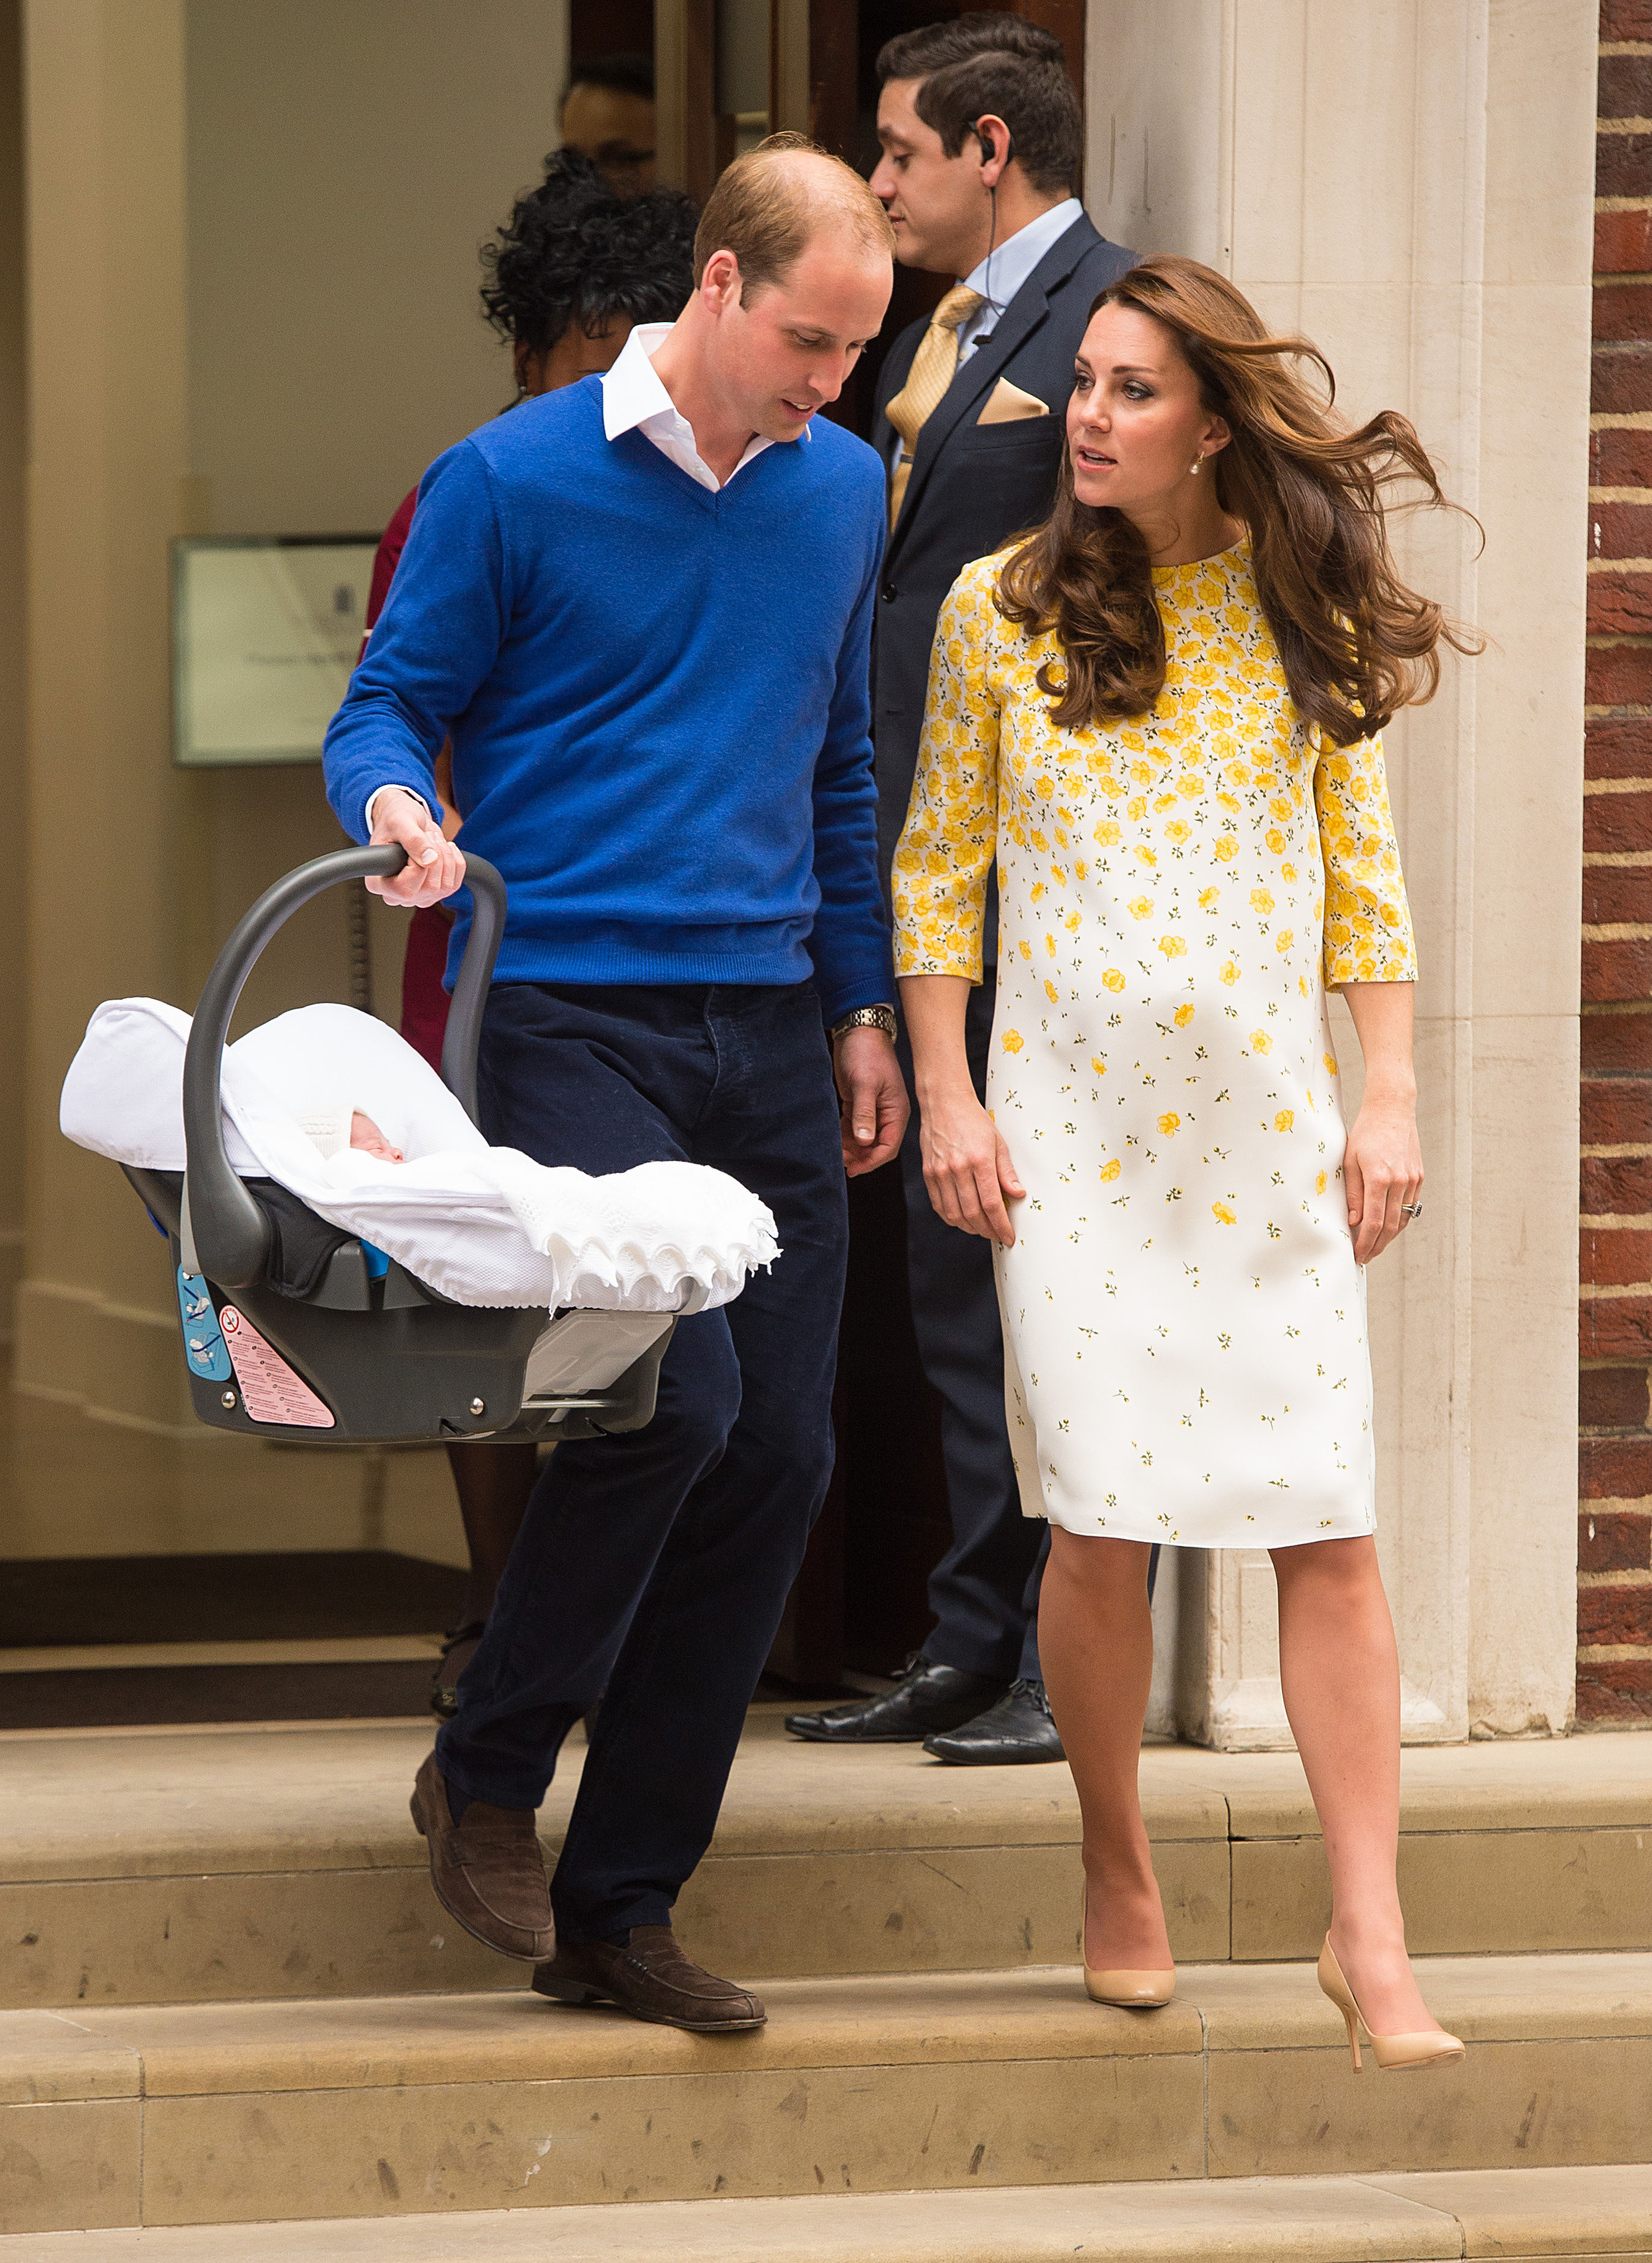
[899,978,1048,1683]
[436,981,847,1943]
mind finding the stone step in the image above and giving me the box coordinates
[2,1715,1648,2008]
[1,1952,1646,2235]
[2,2162,1650,2261]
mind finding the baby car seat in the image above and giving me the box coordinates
[123,844,672,1445]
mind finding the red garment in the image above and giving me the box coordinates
[366,486,418,634]
[366,484,454,1064]
[399,901,454,1074]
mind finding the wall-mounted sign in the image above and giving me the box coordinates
[171,535,380,768]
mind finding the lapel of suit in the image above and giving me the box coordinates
[886,214,1102,571]
[875,320,924,426]
[875,323,925,482]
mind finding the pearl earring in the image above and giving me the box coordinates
[1190,456,1203,476]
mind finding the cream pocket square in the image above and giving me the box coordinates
[977,377,1050,425]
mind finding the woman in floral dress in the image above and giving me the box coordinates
[893,256,1474,2070]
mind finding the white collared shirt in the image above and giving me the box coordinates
[955,197,1083,362]
[601,320,810,491]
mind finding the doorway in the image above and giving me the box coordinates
[623,0,1088,1685]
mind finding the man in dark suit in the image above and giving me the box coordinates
[786,14,1140,1765]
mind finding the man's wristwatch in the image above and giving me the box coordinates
[829,1004,897,1043]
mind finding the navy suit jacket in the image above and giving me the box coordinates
[871,213,1135,948]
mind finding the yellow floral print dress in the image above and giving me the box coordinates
[892,540,1416,1548]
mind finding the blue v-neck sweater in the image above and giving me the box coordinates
[324,379,893,1023]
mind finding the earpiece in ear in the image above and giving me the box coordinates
[975,118,1011,170]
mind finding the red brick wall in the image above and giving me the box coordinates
[1582,0,1652,1723]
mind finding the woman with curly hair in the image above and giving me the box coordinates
[893,255,1474,2072]
[361,151,697,1716]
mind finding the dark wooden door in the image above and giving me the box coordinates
[636,0,1085,1685]
[771,1,1086,1686]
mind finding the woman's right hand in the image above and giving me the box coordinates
[919,1081,1026,1246]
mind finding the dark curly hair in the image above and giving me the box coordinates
[998,255,1481,748]
[479,150,696,355]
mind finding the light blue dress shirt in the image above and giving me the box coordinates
[955,197,1084,363]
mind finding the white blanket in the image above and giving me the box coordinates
[60,999,780,1313]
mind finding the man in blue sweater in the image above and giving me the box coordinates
[324,138,904,2034]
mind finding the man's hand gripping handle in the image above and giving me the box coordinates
[367,787,468,907]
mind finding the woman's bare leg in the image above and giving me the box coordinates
[1039,1529,1172,1971]
[1270,1535,1446,2037]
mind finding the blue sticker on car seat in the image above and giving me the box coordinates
[177,1266,233,1382]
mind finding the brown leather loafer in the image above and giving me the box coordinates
[409,1751,553,1963]
[532,1925,765,2032]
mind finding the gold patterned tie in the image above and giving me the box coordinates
[884,284,987,529]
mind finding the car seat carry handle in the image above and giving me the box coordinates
[439,850,507,1126]
[183,845,508,1289]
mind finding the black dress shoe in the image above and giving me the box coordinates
[784,1652,1009,1742]
[922,1677,1066,1765]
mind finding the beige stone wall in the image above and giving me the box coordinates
[0,0,25,1343]
[17,0,196,1432]
[176,0,574,1078]
[9,0,570,1554]
[1092,0,1595,1741]
[185,0,570,539]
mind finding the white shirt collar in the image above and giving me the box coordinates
[601,321,810,492]
[960,197,1083,322]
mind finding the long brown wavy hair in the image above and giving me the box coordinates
[996,256,1479,747]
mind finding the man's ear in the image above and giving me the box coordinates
[700,248,742,309]
[973,113,1014,190]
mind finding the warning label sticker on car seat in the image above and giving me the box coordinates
[219,1306,336,1428]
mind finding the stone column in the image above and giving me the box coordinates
[1085,0,1594,1742]
[16,0,196,1427]
[0,0,26,1343]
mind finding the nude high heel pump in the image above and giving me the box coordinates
[1082,1885,1175,2009]
[1316,1937,1464,2073]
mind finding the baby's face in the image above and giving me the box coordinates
[350,1111,405,1165]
